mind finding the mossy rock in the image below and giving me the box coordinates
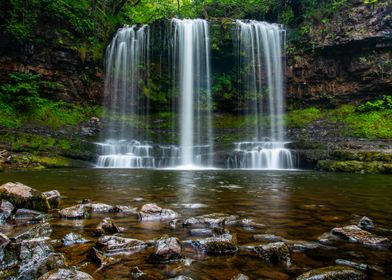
[296,266,366,280]
[0,182,50,212]
[317,160,392,174]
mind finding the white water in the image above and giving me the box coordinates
[96,25,151,168]
[172,19,213,168]
[229,20,293,169]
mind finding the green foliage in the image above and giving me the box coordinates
[356,96,392,112]
[286,107,322,127]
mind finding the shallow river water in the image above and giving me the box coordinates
[1,169,391,279]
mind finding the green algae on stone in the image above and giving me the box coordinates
[296,266,366,280]
[0,182,50,212]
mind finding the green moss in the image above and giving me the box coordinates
[317,160,392,174]
[285,107,322,128]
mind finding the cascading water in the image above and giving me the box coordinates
[171,19,213,168]
[227,20,294,169]
[96,25,154,168]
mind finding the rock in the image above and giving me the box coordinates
[357,216,374,230]
[0,233,10,249]
[148,236,182,263]
[183,213,238,228]
[240,242,291,266]
[0,233,18,272]
[296,266,366,280]
[189,228,228,237]
[335,259,368,271]
[81,198,91,204]
[37,253,66,275]
[138,203,178,221]
[42,190,61,209]
[59,204,91,219]
[97,235,147,255]
[331,225,391,249]
[93,217,121,236]
[168,276,193,280]
[187,233,237,255]
[13,208,45,223]
[17,237,54,279]
[111,205,137,214]
[253,234,284,243]
[231,274,249,280]
[130,267,145,279]
[0,182,51,211]
[62,232,90,246]
[0,200,14,224]
[38,268,94,280]
[11,222,52,242]
[87,203,114,213]
[285,240,336,253]
[89,247,116,267]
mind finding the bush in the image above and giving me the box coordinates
[356,95,392,112]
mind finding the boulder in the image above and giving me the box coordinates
[357,216,374,230]
[148,236,182,263]
[88,247,116,267]
[183,213,238,228]
[231,274,249,280]
[189,228,228,237]
[87,203,114,213]
[11,222,52,242]
[253,234,284,243]
[0,200,14,224]
[13,208,45,223]
[59,204,91,219]
[111,205,137,214]
[296,266,366,280]
[187,233,237,255]
[130,267,145,279]
[240,242,291,266]
[97,235,147,255]
[38,268,94,280]
[42,190,61,209]
[335,259,368,271]
[138,203,178,221]
[62,232,90,246]
[332,225,391,249]
[0,182,51,211]
[93,217,121,236]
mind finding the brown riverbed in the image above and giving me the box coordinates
[1,169,391,279]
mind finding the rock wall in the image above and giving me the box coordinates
[287,0,392,107]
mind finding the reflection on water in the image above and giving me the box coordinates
[0,169,391,279]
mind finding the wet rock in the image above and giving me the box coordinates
[169,219,183,229]
[0,232,10,249]
[87,203,114,213]
[231,274,249,280]
[130,266,145,279]
[331,225,391,249]
[179,203,207,209]
[13,208,45,223]
[335,259,368,271]
[97,235,147,255]
[169,276,194,280]
[38,268,94,280]
[59,204,91,219]
[183,213,238,228]
[42,190,61,209]
[62,232,90,246]
[0,182,51,211]
[89,247,116,267]
[253,234,284,243]
[138,203,178,221]
[11,222,52,242]
[240,242,291,266]
[358,216,374,230]
[111,205,137,214]
[296,266,366,280]
[0,200,14,224]
[17,237,54,279]
[81,198,91,204]
[187,233,237,255]
[238,219,266,229]
[37,253,67,276]
[189,227,229,238]
[0,233,18,271]
[93,217,121,236]
[286,240,336,253]
[148,236,182,263]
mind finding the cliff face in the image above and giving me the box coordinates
[0,27,102,104]
[286,0,392,107]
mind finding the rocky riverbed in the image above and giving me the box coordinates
[0,179,391,279]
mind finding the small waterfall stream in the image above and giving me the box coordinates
[172,19,213,168]
[226,20,293,169]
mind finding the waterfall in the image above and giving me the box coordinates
[227,20,294,169]
[96,25,153,168]
[172,19,213,168]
